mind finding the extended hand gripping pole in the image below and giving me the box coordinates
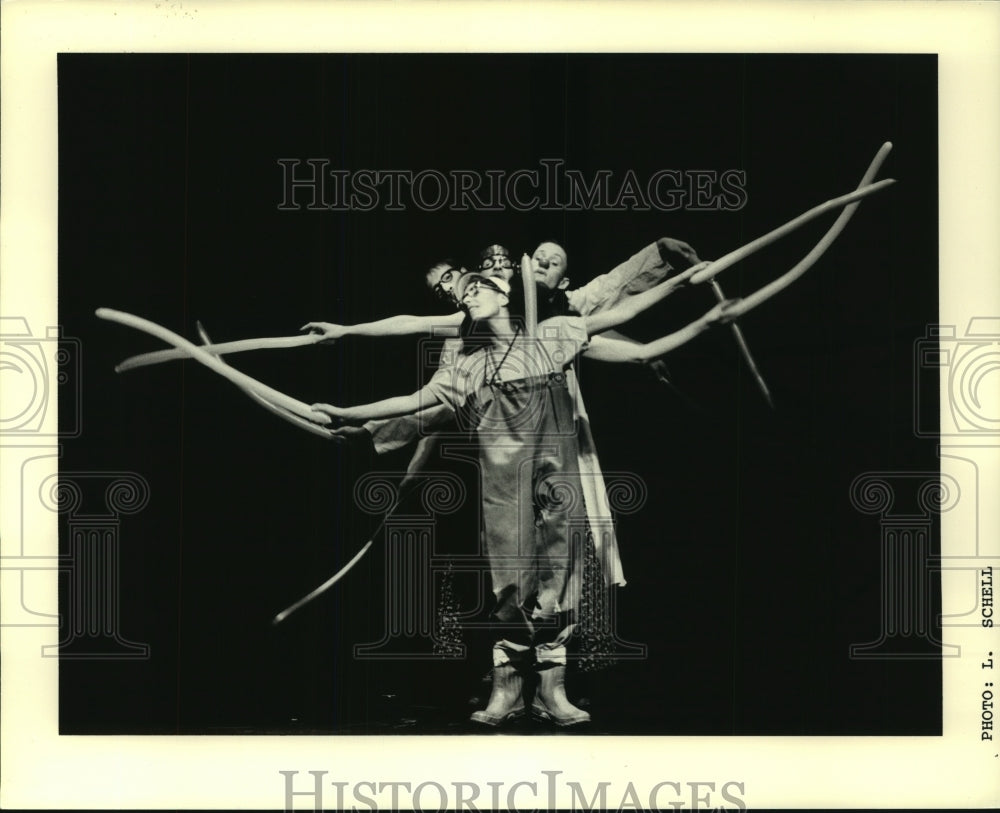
[690,172,895,289]
[95,308,333,428]
[194,321,338,440]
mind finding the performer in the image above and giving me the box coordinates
[306,237,704,454]
[528,237,702,318]
[305,240,707,722]
[102,148,892,729]
[312,270,733,726]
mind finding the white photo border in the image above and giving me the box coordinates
[2,1,998,809]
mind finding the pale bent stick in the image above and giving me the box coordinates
[272,475,427,623]
[722,153,895,317]
[96,308,331,426]
[642,146,897,355]
[710,279,775,409]
[195,322,337,441]
[116,333,322,373]
[271,540,375,625]
[698,142,895,380]
[689,178,895,286]
[521,254,538,338]
[660,202,868,348]
[689,140,892,297]
[723,143,893,313]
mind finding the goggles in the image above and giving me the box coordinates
[478,255,513,274]
[455,271,512,301]
[477,244,513,275]
[463,278,504,298]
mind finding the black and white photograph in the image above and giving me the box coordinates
[58,50,939,740]
[2,2,998,810]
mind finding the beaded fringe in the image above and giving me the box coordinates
[433,562,465,657]
[576,527,618,672]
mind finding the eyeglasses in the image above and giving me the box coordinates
[432,267,460,301]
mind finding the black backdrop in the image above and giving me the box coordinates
[57,53,939,735]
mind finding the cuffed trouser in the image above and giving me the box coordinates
[492,625,575,667]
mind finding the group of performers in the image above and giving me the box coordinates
[99,142,893,730]
[305,238,728,727]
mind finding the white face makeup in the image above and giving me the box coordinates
[531,242,569,290]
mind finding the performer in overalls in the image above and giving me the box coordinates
[312,268,732,726]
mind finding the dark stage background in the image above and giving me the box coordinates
[57,53,939,735]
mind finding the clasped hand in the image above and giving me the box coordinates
[311,402,348,424]
[704,298,741,325]
[301,322,347,343]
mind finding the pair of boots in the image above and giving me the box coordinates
[469,661,590,728]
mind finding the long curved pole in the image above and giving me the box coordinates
[96,308,332,426]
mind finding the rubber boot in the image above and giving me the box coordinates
[537,664,590,727]
[520,670,553,721]
[531,694,553,722]
[469,663,525,727]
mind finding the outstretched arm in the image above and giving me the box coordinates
[302,311,464,343]
[567,237,703,317]
[312,383,444,424]
[580,261,708,336]
[598,329,673,382]
[583,298,738,363]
